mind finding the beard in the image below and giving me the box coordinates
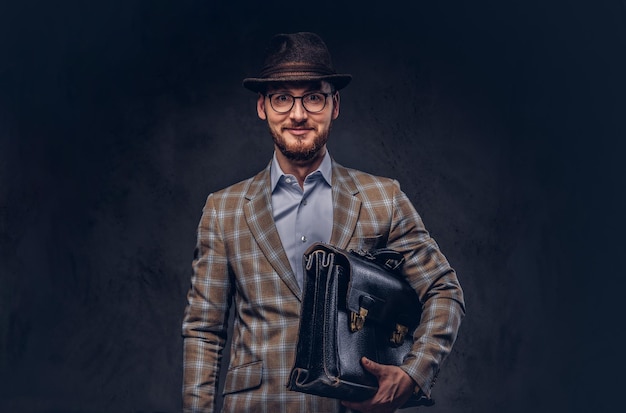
[270,122,331,162]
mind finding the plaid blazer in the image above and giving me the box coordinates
[182,159,465,413]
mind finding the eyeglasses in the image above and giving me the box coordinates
[265,92,333,113]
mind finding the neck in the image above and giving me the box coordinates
[275,146,326,188]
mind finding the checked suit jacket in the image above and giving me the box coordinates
[182,159,465,413]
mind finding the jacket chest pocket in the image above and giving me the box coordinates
[348,233,384,253]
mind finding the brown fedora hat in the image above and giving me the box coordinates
[243,32,352,93]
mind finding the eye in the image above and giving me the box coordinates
[274,94,292,103]
[305,93,324,103]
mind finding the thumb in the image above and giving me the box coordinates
[361,357,383,376]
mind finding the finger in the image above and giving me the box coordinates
[342,399,375,413]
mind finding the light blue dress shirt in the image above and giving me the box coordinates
[270,151,333,290]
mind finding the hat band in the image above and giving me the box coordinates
[259,62,336,79]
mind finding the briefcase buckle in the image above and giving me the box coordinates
[350,307,368,332]
[390,323,408,346]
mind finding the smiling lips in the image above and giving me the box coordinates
[284,127,314,136]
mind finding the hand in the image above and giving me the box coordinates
[341,357,416,413]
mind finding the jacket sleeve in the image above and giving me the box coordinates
[387,182,465,399]
[182,194,233,412]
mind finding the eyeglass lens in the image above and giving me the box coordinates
[269,93,328,113]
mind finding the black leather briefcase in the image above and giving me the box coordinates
[287,242,432,407]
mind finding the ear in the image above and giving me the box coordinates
[331,92,340,120]
[256,93,267,120]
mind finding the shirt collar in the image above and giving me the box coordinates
[270,150,333,192]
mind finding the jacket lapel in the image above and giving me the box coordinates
[329,162,362,250]
[243,165,302,300]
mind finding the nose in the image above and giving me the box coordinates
[289,97,308,122]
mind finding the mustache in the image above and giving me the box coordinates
[282,122,314,129]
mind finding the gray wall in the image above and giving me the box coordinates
[1,1,624,412]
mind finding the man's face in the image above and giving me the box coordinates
[256,81,340,163]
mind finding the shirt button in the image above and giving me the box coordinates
[285,178,292,183]
[301,236,307,242]
[302,200,308,205]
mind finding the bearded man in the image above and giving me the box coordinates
[182,32,465,413]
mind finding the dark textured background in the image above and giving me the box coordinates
[1,1,625,412]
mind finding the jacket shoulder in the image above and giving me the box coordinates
[210,167,269,200]
[333,162,400,195]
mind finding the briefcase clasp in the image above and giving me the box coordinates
[350,307,368,332]
[390,323,408,346]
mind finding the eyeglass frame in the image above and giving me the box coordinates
[264,92,335,114]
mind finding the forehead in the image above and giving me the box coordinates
[265,80,331,94]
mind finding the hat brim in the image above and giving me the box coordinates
[242,73,352,93]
